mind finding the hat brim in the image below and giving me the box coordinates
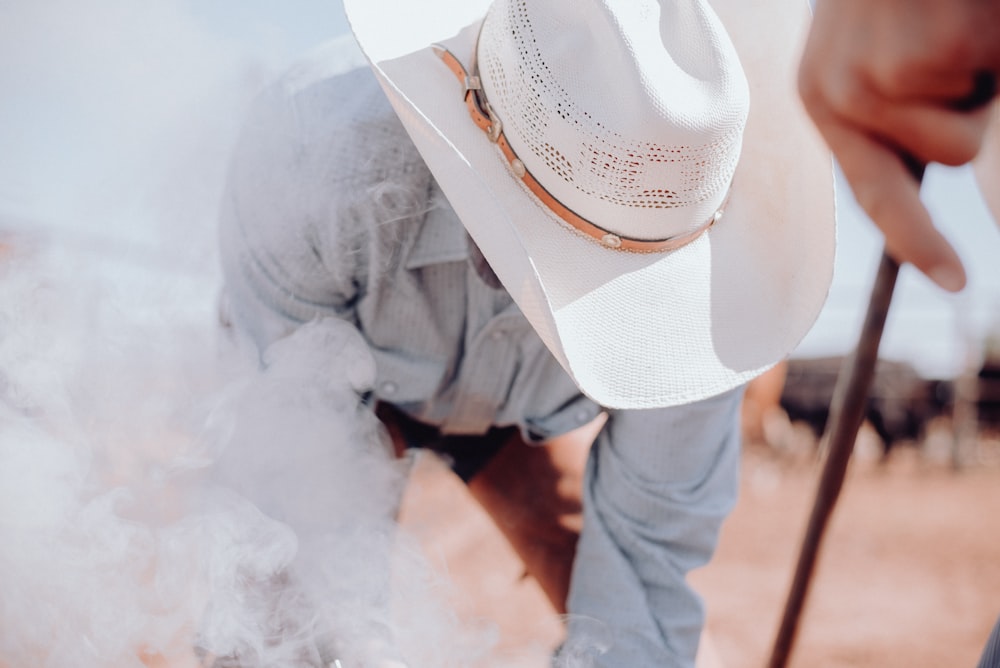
[344,0,836,409]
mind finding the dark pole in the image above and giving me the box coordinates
[768,156,927,668]
[767,70,995,668]
[767,249,901,668]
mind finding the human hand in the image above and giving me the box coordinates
[975,110,1000,220]
[798,0,1000,291]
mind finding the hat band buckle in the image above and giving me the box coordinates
[431,43,726,254]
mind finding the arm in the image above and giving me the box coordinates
[218,76,366,357]
[563,387,743,667]
[209,73,407,666]
[798,0,1000,292]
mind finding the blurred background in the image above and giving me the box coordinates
[2,2,1000,668]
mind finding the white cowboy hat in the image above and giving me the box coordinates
[343,0,835,409]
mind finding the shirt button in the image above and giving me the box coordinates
[381,381,398,396]
[490,330,505,341]
[575,409,591,423]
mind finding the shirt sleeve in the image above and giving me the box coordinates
[211,68,409,665]
[563,386,744,667]
[217,74,369,357]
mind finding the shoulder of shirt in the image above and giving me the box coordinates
[232,36,429,224]
[236,37,469,271]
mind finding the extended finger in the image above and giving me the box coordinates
[876,59,997,103]
[833,84,993,166]
[820,119,967,291]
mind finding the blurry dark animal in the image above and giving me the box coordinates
[977,358,1000,432]
[778,357,953,457]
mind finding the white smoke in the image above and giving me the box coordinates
[0,2,503,667]
[0,247,496,666]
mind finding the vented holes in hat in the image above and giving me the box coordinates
[541,144,573,181]
[479,0,742,214]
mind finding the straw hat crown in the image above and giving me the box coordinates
[478,0,749,240]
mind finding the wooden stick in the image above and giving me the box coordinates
[767,250,901,668]
[766,144,931,668]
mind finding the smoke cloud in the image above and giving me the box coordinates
[0,2,501,666]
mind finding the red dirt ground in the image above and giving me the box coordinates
[399,432,1000,668]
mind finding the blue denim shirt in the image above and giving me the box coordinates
[219,41,743,667]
